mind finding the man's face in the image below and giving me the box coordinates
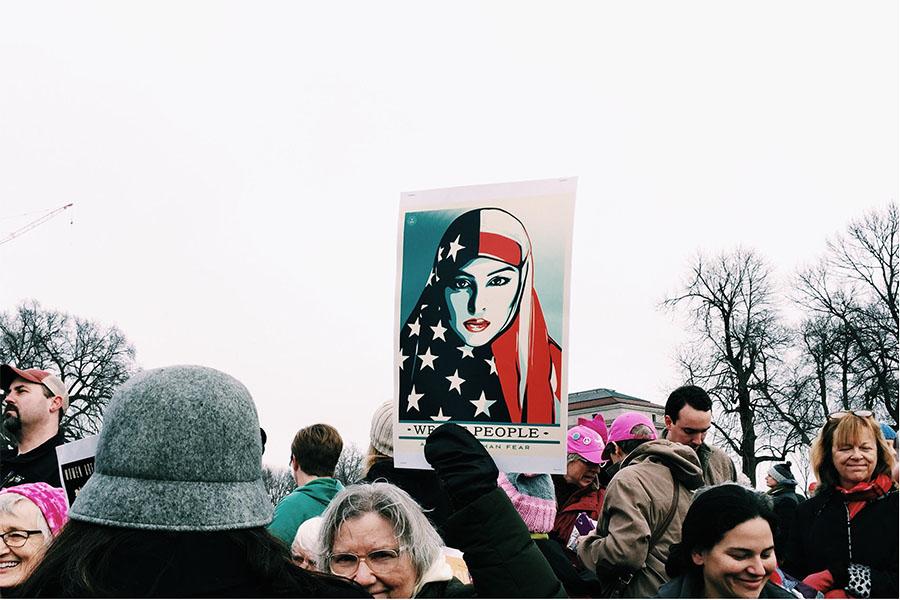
[2,377,55,435]
[665,404,711,450]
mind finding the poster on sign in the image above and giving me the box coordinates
[394,177,576,474]
[56,434,98,508]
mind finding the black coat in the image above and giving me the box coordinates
[655,571,795,598]
[767,484,803,564]
[782,486,898,599]
[416,488,566,598]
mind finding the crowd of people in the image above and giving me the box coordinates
[0,362,897,598]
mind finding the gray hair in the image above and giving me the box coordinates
[0,493,52,541]
[318,482,444,585]
[566,452,582,464]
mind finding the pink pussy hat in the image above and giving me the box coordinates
[0,482,69,535]
[566,425,605,464]
[577,413,609,444]
[607,411,658,445]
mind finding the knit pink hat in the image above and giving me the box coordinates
[577,414,609,444]
[497,472,557,534]
[0,482,69,535]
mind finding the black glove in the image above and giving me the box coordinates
[424,423,499,510]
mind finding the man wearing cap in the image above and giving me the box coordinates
[1,365,69,488]
[577,411,704,598]
[663,384,737,486]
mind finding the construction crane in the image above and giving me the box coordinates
[0,203,74,246]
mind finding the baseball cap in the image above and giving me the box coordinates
[603,412,657,458]
[1,364,69,412]
[566,425,605,464]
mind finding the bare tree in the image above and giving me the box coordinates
[333,443,365,485]
[665,248,793,485]
[0,300,138,445]
[796,203,899,425]
[262,466,296,506]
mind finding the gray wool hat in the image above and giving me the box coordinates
[370,399,393,457]
[70,365,273,531]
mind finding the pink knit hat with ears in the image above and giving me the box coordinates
[578,414,609,444]
[0,482,69,535]
[497,472,557,534]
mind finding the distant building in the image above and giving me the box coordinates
[567,388,665,437]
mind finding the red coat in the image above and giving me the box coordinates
[551,476,605,543]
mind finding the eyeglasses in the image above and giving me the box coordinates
[576,456,601,469]
[0,529,43,548]
[328,547,405,577]
[829,410,874,421]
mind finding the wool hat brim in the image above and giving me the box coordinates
[70,471,273,531]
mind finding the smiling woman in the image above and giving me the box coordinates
[658,484,794,599]
[399,208,561,424]
[0,483,68,594]
[781,412,898,599]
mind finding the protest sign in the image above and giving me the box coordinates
[55,434,98,507]
[394,177,576,473]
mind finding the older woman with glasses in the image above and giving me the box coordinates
[549,424,606,548]
[0,482,68,594]
[782,410,898,599]
[318,423,565,598]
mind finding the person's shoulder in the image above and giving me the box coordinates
[417,577,476,598]
[281,571,370,598]
[761,580,801,598]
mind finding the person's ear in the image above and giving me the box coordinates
[290,455,298,471]
[691,550,705,567]
[664,415,673,429]
[48,395,63,414]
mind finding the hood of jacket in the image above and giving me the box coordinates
[297,477,344,506]
[621,439,704,490]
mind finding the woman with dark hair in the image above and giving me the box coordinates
[782,411,898,599]
[398,208,561,424]
[17,365,366,598]
[657,484,795,598]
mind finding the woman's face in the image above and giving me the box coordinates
[692,517,776,599]
[565,456,600,488]
[832,427,878,488]
[445,256,521,347]
[0,499,47,589]
[330,512,417,599]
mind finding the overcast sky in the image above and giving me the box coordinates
[1,1,897,468]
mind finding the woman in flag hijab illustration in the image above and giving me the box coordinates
[399,208,561,424]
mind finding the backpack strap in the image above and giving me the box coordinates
[648,470,679,555]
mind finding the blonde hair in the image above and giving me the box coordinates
[364,444,390,472]
[810,413,896,488]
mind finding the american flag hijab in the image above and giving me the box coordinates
[399,208,561,424]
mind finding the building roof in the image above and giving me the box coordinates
[569,387,647,404]
[567,388,664,411]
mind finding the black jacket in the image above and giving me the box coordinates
[655,571,795,598]
[416,488,566,598]
[767,484,803,564]
[782,486,898,599]
[0,432,65,488]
